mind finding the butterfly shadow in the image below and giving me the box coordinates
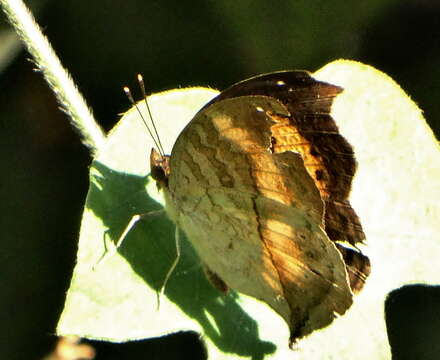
[87,160,276,359]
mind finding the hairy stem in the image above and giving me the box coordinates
[0,0,106,155]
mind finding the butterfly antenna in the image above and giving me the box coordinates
[137,74,165,156]
[123,84,164,157]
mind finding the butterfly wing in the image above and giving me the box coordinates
[202,71,370,291]
[164,95,353,342]
[204,70,365,247]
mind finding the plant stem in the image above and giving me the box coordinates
[0,0,106,155]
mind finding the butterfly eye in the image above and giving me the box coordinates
[150,165,169,189]
[151,165,166,181]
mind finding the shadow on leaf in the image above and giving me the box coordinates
[86,160,276,359]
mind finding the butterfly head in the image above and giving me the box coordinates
[150,148,170,189]
[124,75,169,190]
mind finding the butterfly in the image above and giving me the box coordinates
[148,71,370,345]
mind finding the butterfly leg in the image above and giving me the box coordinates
[157,226,181,309]
[93,210,165,270]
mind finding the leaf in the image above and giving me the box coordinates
[57,61,440,359]
[56,87,283,359]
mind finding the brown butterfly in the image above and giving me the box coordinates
[149,71,370,345]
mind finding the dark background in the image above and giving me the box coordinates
[1,1,439,359]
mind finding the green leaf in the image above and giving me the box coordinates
[57,87,283,359]
[58,61,440,359]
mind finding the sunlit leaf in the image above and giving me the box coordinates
[58,60,440,359]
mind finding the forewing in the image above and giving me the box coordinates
[204,71,365,247]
